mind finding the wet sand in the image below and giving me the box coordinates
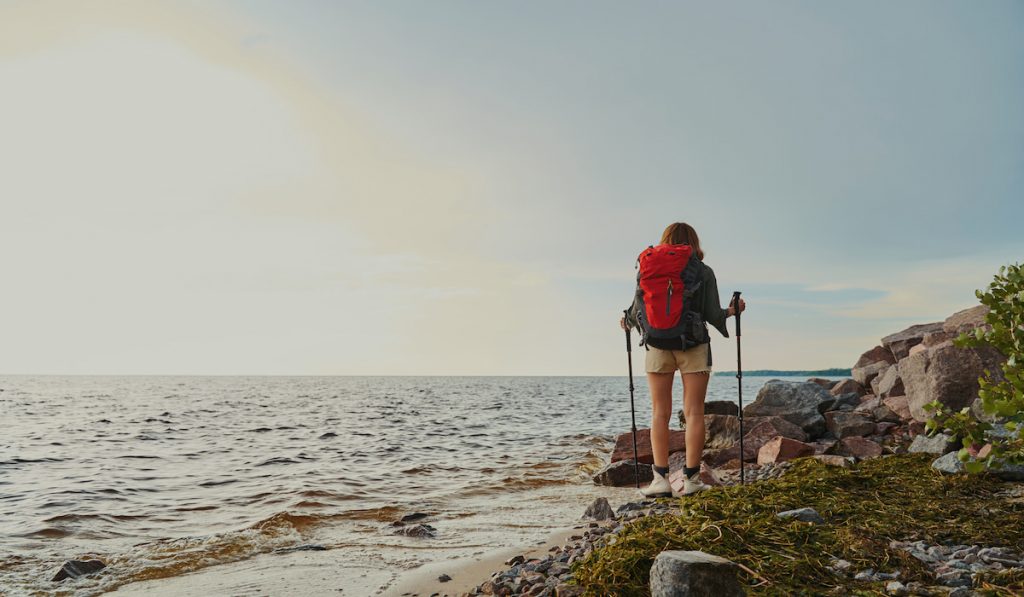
[110,525,587,596]
[381,525,585,596]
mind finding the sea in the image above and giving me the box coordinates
[0,374,825,595]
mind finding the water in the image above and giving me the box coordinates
[0,374,814,595]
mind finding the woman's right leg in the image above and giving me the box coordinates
[647,371,675,468]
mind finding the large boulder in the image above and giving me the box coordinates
[757,436,814,464]
[943,305,991,336]
[830,379,867,397]
[882,322,944,361]
[649,550,745,597]
[882,395,912,421]
[900,340,1006,422]
[874,365,905,399]
[703,414,741,450]
[611,428,687,464]
[743,380,831,439]
[833,437,883,460]
[592,460,654,487]
[743,416,808,452]
[851,346,897,387]
[824,412,876,439]
[808,377,839,390]
[703,400,740,416]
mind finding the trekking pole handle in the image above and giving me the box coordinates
[623,309,632,353]
[732,291,742,337]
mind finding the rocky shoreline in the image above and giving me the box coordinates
[412,303,1022,596]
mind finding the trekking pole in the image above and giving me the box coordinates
[624,310,641,489]
[733,291,744,485]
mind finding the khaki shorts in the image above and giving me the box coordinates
[645,342,712,375]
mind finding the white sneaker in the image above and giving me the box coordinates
[681,472,711,496]
[639,467,672,498]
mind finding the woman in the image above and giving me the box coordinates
[619,222,745,498]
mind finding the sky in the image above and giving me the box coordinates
[1,1,1021,375]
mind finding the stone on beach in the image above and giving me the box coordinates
[830,378,867,397]
[824,411,876,439]
[703,400,740,416]
[582,497,615,521]
[52,559,106,582]
[900,339,1006,422]
[742,380,831,439]
[702,414,741,449]
[851,345,896,387]
[882,321,944,361]
[834,436,883,460]
[649,550,746,597]
[908,433,956,455]
[874,365,905,399]
[776,507,825,524]
[757,436,814,465]
[394,523,436,537]
[592,459,653,487]
[611,428,686,464]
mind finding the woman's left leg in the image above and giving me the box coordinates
[681,371,711,469]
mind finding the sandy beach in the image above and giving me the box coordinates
[109,525,590,596]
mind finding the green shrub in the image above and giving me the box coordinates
[925,262,1024,473]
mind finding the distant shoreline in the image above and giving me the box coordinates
[713,368,852,377]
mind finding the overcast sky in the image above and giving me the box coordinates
[1,1,1021,375]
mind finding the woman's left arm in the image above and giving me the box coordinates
[701,265,731,338]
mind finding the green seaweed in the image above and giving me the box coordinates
[569,454,1024,596]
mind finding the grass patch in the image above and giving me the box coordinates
[570,454,1024,596]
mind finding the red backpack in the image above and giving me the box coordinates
[632,243,708,348]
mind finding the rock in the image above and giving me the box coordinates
[885,580,908,595]
[870,365,893,396]
[776,507,825,524]
[649,550,745,597]
[743,416,808,452]
[852,361,891,388]
[438,573,452,582]
[702,444,755,467]
[394,523,436,537]
[875,422,898,435]
[818,392,862,414]
[703,401,739,416]
[582,497,615,521]
[872,405,902,424]
[612,428,687,464]
[882,322,944,361]
[855,345,898,369]
[812,439,838,455]
[991,462,1024,482]
[703,414,742,450]
[834,437,883,460]
[400,512,429,523]
[812,454,853,468]
[592,459,654,487]
[854,395,882,412]
[808,378,839,390]
[52,559,107,582]
[943,305,990,336]
[852,346,897,387]
[908,433,956,455]
[875,366,905,399]
[743,380,831,439]
[830,379,867,397]
[825,412,877,439]
[931,451,964,474]
[882,395,912,421]
[901,340,1006,422]
[757,436,814,464]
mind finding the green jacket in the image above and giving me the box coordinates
[625,260,730,340]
